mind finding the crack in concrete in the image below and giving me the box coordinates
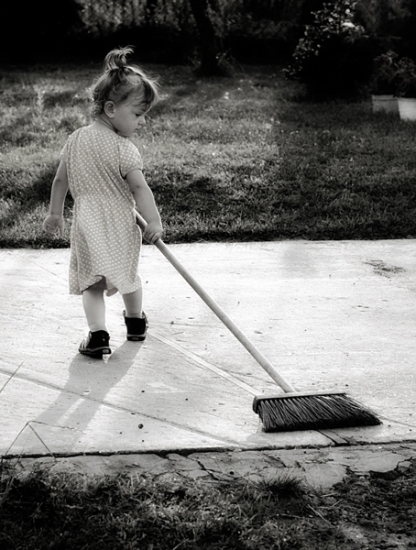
[20,256,68,286]
[4,420,55,458]
[0,361,24,394]
[27,423,54,456]
[2,372,245,458]
[0,365,241,446]
[149,329,260,396]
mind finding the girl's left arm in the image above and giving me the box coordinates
[43,160,69,235]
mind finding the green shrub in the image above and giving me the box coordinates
[370,50,399,95]
[285,0,374,98]
[391,56,416,97]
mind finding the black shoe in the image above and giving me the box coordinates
[79,330,111,358]
[123,311,148,341]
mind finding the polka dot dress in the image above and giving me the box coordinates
[63,125,143,296]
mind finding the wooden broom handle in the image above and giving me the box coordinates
[135,210,295,393]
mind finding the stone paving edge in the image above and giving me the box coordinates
[3,442,416,490]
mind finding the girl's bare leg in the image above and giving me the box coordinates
[82,284,107,332]
[122,286,147,341]
[122,288,143,318]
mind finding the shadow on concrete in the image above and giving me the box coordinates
[8,341,144,456]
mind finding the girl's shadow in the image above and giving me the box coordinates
[32,341,144,454]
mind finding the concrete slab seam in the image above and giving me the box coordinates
[149,329,260,395]
[0,361,24,394]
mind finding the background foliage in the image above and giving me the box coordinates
[1,1,416,246]
[284,0,373,98]
[2,0,416,66]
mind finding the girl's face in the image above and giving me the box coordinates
[105,92,147,137]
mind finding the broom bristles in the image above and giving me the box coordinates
[253,393,381,432]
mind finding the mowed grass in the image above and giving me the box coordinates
[2,460,416,550]
[0,467,310,550]
[1,62,416,247]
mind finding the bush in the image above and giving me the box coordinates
[370,50,399,95]
[285,0,374,98]
[391,55,416,97]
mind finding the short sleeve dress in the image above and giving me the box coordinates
[62,124,143,296]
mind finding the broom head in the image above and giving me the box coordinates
[253,391,381,432]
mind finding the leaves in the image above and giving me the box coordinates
[284,0,371,98]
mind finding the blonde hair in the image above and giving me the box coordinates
[90,46,159,117]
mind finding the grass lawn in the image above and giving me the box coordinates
[1,62,416,247]
[1,459,416,549]
[1,61,416,549]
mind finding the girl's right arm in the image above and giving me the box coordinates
[42,160,69,235]
[126,169,163,244]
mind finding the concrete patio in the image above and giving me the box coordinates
[1,240,415,462]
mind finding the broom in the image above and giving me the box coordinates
[135,211,381,432]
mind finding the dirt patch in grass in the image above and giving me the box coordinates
[1,457,415,549]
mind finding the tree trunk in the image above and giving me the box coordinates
[188,0,222,75]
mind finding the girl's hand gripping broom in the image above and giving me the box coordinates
[136,211,381,432]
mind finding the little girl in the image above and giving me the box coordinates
[43,47,163,358]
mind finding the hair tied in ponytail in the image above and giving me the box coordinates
[104,46,133,72]
[90,45,159,118]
